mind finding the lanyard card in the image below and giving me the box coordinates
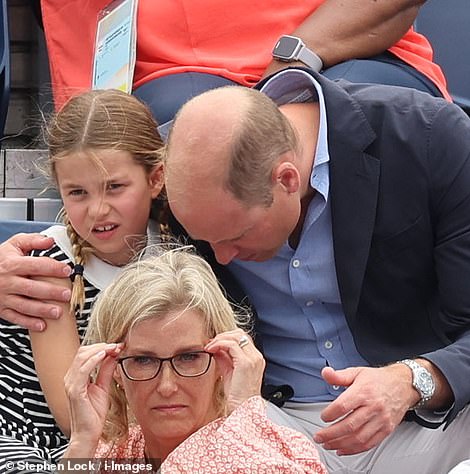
[92,0,138,93]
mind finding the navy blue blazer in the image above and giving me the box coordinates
[171,69,470,427]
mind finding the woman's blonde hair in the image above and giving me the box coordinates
[44,89,165,313]
[85,246,250,442]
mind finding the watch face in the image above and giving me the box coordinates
[417,370,434,397]
[273,36,300,60]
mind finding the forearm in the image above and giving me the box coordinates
[421,328,470,418]
[31,323,80,437]
[423,103,470,417]
[29,277,78,436]
[291,0,425,67]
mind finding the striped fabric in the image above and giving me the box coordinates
[0,244,99,472]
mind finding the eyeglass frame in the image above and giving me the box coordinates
[117,350,214,381]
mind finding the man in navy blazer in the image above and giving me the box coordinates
[164,69,470,472]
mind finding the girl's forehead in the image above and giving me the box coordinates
[54,149,140,180]
[57,148,134,164]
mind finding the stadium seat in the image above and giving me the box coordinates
[415,0,470,113]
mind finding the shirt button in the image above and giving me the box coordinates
[306,300,314,307]
[332,385,340,391]
[324,340,333,349]
[292,259,300,268]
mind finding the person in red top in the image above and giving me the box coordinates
[41,0,448,127]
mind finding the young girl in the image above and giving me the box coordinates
[0,89,165,469]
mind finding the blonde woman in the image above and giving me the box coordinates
[62,249,327,473]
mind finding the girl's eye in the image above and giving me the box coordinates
[107,183,123,191]
[69,189,85,196]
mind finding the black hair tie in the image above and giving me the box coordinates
[70,264,84,282]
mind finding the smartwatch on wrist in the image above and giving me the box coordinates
[397,359,436,409]
[272,35,323,72]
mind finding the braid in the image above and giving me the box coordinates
[65,218,90,314]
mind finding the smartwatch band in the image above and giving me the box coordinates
[297,45,323,73]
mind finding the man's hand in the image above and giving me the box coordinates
[313,364,419,455]
[0,233,71,331]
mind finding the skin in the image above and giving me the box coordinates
[0,234,71,331]
[115,311,222,459]
[164,87,453,455]
[62,315,264,463]
[172,183,300,264]
[56,149,163,266]
[28,149,164,436]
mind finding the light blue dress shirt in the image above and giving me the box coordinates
[228,70,369,402]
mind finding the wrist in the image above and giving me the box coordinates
[396,359,436,409]
[272,35,323,72]
[64,436,99,459]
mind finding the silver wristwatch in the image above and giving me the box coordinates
[397,359,435,408]
[272,35,323,72]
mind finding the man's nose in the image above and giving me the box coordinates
[211,242,238,265]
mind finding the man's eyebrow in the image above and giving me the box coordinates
[186,226,251,244]
[227,231,246,242]
[229,225,254,242]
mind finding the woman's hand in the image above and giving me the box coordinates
[63,343,122,457]
[205,330,265,414]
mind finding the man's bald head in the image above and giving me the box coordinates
[164,85,299,210]
[165,87,249,196]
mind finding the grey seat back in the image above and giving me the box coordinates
[415,0,470,112]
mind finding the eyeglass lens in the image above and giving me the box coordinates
[121,351,212,380]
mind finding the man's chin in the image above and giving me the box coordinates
[239,251,276,263]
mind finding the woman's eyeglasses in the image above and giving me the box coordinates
[117,350,213,381]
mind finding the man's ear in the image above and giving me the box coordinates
[149,163,165,199]
[273,159,300,194]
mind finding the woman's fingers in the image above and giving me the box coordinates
[206,331,264,371]
[206,330,255,354]
[94,345,123,389]
[65,343,122,396]
[205,330,265,412]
